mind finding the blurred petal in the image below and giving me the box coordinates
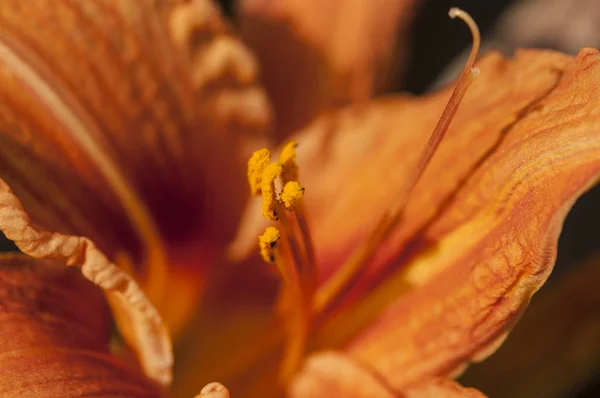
[0,254,162,397]
[170,0,273,154]
[460,253,600,398]
[290,351,485,397]
[239,0,419,139]
[0,0,272,380]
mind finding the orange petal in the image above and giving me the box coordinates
[312,48,600,388]
[0,0,271,379]
[239,0,419,140]
[460,252,600,398]
[232,48,600,389]
[289,351,485,397]
[0,254,162,397]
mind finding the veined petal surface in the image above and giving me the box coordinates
[0,0,271,383]
[0,254,162,397]
[315,49,600,388]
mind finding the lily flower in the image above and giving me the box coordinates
[1,0,600,397]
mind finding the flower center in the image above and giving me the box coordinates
[246,7,481,389]
[247,141,318,383]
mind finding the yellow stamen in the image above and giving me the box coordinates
[314,7,481,314]
[260,162,284,221]
[258,222,309,384]
[250,142,318,384]
[279,141,317,290]
[280,140,299,183]
[259,226,281,263]
[249,144,315,384]
[281,181,305,211]
[261,226,297,295]
[292,202,317,293]
[248,148,271,195]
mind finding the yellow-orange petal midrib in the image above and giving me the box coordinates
[403,139,600,287]
[319,163,600,392]
[327,155,600,336]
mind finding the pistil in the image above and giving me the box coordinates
[314,7,481,314]
[280,142,317,292]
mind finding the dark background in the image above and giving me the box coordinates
[1,0,597,396]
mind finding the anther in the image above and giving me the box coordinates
[248,148,271,195]
[259,226,281,263]
[280,140,299,183]
[260,162,284,221]
[281,181,305,211]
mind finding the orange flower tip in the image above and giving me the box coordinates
[280,140,300,183]
[261,162,284,221]
[199,382,230,398]
[248,148,272,195]
[281,181,305,210]
[259,226,281,263]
